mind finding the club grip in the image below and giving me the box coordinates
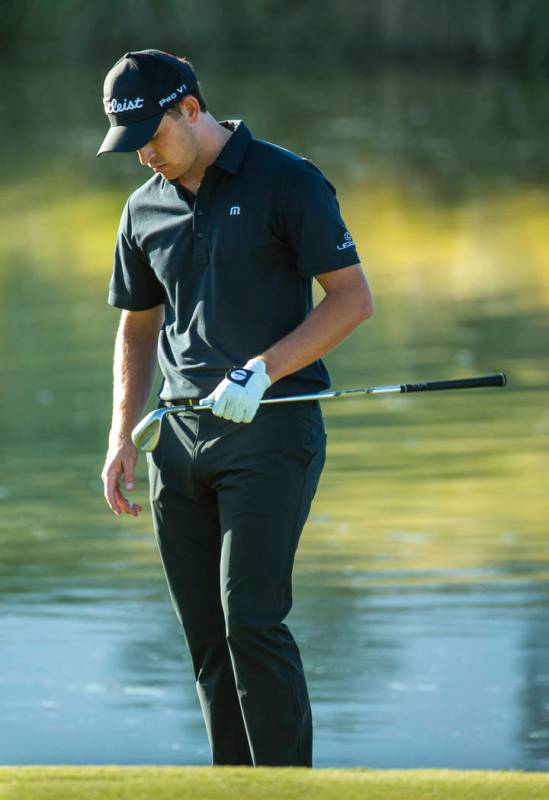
[401,373,507,393]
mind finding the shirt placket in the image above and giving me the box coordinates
[193,173,216,266]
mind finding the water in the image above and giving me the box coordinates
[1,64,549,769]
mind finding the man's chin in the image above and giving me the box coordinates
[152,164,171,177]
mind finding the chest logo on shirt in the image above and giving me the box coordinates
[336,231,354,250]
[229,206,241,216]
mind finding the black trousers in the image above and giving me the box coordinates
[146,400,326,767]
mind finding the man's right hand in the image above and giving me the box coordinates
[101,439,142,517]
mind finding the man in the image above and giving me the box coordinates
[99,49,373,768]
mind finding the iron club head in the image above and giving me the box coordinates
[131,401,213,453]
[131,408,167,453]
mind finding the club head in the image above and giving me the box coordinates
[131,408,166,453]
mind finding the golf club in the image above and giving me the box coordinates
[131,372,507,453]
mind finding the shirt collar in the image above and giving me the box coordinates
[168,119,251,193]
[213,120,252,174]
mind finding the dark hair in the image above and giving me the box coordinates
[166,56,207,113]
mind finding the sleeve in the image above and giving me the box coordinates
[281,162,361,278]
[107,197,165,310]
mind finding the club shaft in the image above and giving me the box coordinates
[168,373,507,413]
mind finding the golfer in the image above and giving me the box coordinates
[99,49,373,768]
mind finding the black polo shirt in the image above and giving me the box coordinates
[108,119,360,401]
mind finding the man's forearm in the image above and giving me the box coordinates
[257,290,372,385]
[109,311,162,444]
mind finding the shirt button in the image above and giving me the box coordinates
[196,209,204,216]
[197,233,204,239]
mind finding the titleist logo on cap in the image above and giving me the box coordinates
[103,96,145,114]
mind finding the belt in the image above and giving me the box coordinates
[165,398,198,407]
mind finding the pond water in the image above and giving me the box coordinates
[1,64,548,769]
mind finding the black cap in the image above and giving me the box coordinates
[97,49,198,157]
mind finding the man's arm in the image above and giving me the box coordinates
[101,305,164,516]
[257,263,373,384]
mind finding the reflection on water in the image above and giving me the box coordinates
[1,64,549,769]
[3,579,549,769]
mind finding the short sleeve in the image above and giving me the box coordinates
[108,197,165,310]
[281,163,360,278]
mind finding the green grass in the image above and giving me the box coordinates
[1,767,548,800]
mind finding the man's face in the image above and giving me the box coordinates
[136,103,199,181]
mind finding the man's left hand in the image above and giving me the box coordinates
[198,358,271,423]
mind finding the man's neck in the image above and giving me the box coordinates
[177,117,233,194]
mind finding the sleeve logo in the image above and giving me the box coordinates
[336,231,355,251]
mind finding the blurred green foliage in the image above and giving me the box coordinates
[1,0,549,71]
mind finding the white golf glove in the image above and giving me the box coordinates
[198,358,271,423]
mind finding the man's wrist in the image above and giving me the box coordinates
[244,356,273,384]
[108,427,135,449]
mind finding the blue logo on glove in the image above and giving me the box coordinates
[226,367,254,387]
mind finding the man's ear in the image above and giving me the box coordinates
[181,95,200,122]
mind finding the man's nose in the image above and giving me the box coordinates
[137,144,154,165]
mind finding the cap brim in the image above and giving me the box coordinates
[96,113,163,157]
